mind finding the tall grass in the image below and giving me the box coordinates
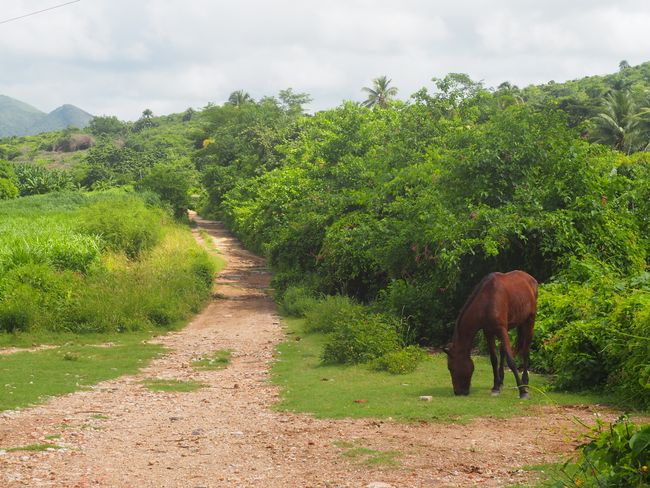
[0,190,218,337]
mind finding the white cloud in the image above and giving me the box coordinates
[0,0,648,119]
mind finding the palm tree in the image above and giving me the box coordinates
[362,76,398,109]
[227,90,253,107]
[592,90,647,154]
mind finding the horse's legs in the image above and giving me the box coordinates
[497,328,528,399]
[498,343,506,388]
[518,318,535,391]
[486,332,500,395]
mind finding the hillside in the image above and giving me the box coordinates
[0,95,93,137]
[0,95,44,137]
[25,104,93,135]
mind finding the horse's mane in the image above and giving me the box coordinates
[451,273,493,343]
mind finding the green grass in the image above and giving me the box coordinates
[192,349,232,370]
[142,379,206,392]
[6,443,63,452]
[271,319,612,423]
[0,338,165,411]
[334,441,402,466]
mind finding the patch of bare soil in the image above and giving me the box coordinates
[0,345,59,356]
[0,216,618,487]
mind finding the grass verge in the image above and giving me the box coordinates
[271,318,612,423]
[0,338,165,411]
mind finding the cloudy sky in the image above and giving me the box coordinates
[1,0,649,120]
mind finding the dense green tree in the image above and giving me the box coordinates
[226,90,253,107]
[88,115,126,136]
[591,90,649,153]
[138,163,196,218]
[133,109,158,132]
[278,88,312,116]
[362,76,398,109]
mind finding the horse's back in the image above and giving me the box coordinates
[479,271,537,327]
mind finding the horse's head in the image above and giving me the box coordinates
[443,343,474,396]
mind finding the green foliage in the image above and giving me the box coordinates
[87,115,126,136]
[322,313,400,364]
[77,196,163,259]
[372,346,427,374]
[303,295,366,334]
[0,192,217,336]
[13,163,75,195]
[563,416,650,488]
[0,177,19,199]
[279,285,320,318]
[535,260,650,408]
[138,163,196,218]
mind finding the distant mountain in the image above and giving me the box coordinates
[0,95,93,137]
[25,104,94,136]
[0,95,44,137]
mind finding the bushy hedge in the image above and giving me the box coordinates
[535,260,650,408]
[321,313,401,365]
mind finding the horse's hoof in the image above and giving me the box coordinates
[491,390,500,396]
[519,392,530,400]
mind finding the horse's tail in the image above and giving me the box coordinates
[514,321,534,358]
[514,326,525,358]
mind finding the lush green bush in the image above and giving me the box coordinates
[561,416,650,488]
[78,196,163,259]
[372,346,428,374]
[12,163,75,195]
[0,178,19,199]
[138,163,196,218]
[303,295,366,333]
[322,313,400,364]
[535,260,650,408]
[280,286,320,318]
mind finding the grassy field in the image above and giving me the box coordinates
[272,318,611,423]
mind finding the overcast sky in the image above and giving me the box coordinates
[1,0,649,120]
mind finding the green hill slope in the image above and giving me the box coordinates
[26,104,93,135]
[0,96,93,137]
[0,95,45,137]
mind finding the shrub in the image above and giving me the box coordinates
[280,286,319,317]
[567,416,650,488]
[190,252,217,289]
[322,313,400,364]
[138,163,195,218]
[78,197,163,259]
[0,303,32,333]
[0,178,18,200]
[304,295,366,333]
[372,346,428,374]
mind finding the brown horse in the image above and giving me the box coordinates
[444,271,537,399]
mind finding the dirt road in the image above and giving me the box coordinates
[0,216,610,487]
